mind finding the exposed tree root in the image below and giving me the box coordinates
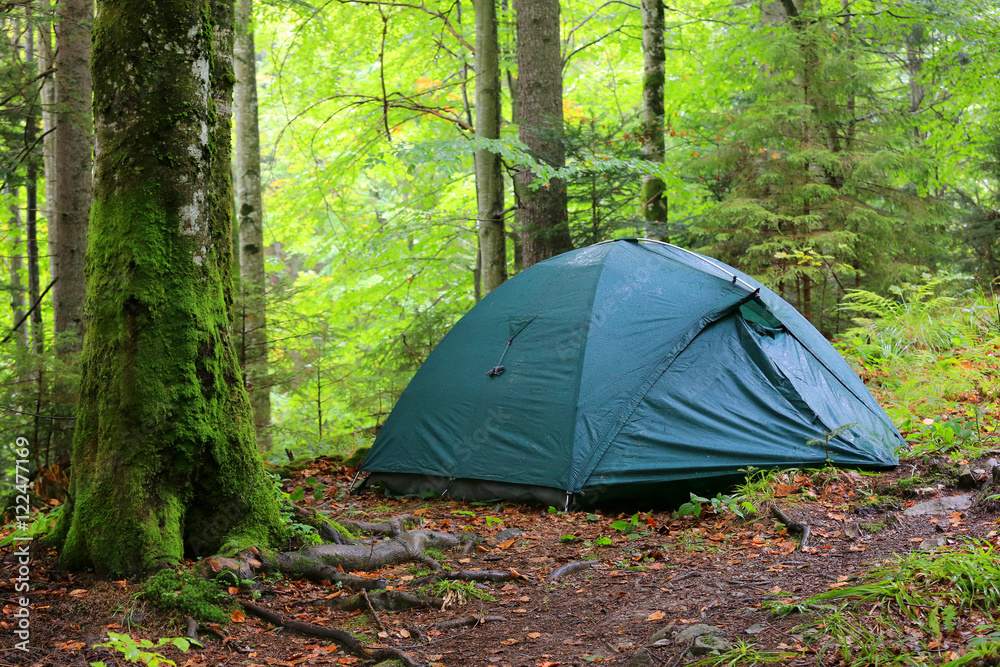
[772,506,811,550]
[291,506,357,545]
[411,569,521,587]
[549,560,599,580]
[184,616,204,648]
[317,590,444,612]
[339,514,413,537]
[240,600,426,667]
[435,615,505,631]
[202,530,461,590]
[276,529,460,575]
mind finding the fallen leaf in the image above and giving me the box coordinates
[498,538,516,549]
[528,632,542,638]
[501,638,519,645]
[68,589,87,597]
[231,609,246,623]
[399,628,411,638]
[646,611,666,621]
[228,586,239,595]
[55,640,86,650]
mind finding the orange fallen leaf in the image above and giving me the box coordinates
[646,611,666,621]
[498,538,516,549]
[231,609,246,623]
[528,632,542,638]
[68,589,88,597]
[228,586,239,595]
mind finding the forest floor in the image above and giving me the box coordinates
[4,441,1000,667]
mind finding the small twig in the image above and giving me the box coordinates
[772,506,812,551]
[362,589,388,634]
[1,278,56,344]
[665,571,700,585]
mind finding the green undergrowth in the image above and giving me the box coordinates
[770,541,1000,665]
[835,276,1000,462]
[139,569,235,625]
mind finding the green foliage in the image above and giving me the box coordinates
[609,513,642,535]
[784,540,1000,665]
[139,570,235,625]
[89,631,191,667]
[676,492,755,519]
[421,579,496,608]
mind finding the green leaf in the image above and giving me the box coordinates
[289,487,305,502]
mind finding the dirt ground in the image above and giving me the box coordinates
[2,454,999,667]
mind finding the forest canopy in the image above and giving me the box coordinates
[1,0,998,463]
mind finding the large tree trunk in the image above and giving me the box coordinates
[48,0,93,460]
[54,0,285,575]
[475,0,507,294]
[234,0,271,451]
[641,0,668,242]
[513,0,571,268]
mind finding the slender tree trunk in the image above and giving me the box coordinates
[513,0,571,268]
[234,0,271,451]
[475,0,506,294]
[48,0,93,460]
[24,6,43,357]
[52,0,91,351]
[38,0,56,279]
[7,189,27,350]
[54,0,285,575]
[641,0,668,242]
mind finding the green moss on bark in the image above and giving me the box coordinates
[54,0,286,575]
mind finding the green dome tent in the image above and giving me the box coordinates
[356,239,901,508]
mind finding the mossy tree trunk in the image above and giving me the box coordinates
[54,0,286,575]
[474,0,507,295]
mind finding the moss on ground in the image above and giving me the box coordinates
[343,446,371,469]
[140,569,236,625]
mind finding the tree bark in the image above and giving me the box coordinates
[53,0,285,575]
[234,0,271,451]
[48,0,93,460]
[7,188,27,350]
[475,0,507,294]
[513,0,571,268]
[52,0,91,352]
[641,0,668,242]
[24,5,44,357]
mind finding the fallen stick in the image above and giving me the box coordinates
[772,506,811,551]
[548,560,599,581]
[411,570,520,587]
[239,600,425,667]
[435,615,505,631]
[317,590,442,612]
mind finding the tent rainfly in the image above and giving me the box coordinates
[356,239,901,508]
